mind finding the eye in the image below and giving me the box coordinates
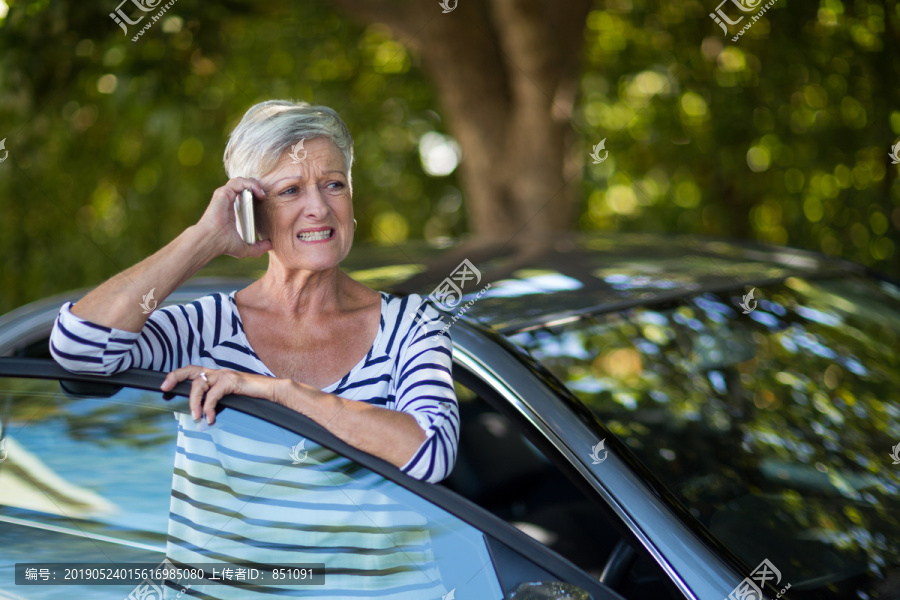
[279,186,299,196]
[326,182,345,190]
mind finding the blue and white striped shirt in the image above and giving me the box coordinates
[49,291,462,599]
[50,291,458,482]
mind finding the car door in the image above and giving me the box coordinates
[0,358,626,600]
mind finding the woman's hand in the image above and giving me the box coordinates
[67,178,269,332]
[195,177,273,259]
[160,365,278,424]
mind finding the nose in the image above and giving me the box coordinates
[302,184,329,220]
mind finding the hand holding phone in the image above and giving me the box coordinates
[234,189,256,244]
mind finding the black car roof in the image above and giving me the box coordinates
[341,232,859,332]
[0,233,861,355]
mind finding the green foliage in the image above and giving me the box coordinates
[0,0,462,314]
[0,0,897,316]
[578,0,899,278]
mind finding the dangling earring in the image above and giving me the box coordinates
[353,219,358,232]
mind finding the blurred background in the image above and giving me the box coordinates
[0,0,898,315]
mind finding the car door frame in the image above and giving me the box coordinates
[0,356,626,600]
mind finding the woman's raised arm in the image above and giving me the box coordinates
[70,177,270,332]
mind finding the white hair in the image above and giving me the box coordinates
[223,100,354,183]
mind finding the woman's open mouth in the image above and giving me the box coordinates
[296,228,335,242]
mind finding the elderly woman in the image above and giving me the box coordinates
[49,100,458,599]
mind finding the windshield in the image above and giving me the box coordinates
[510,275,900,599]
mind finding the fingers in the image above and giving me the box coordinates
[200,371,238,425]
[162,366,234,425]
[248,238,274,257]
[189,371,211,423]
[217,177,266,203]
[206,177,271,258]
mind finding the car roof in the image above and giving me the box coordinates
[0,233,859,356]
[394,233,858,332]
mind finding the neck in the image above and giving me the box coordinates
[251,263,350,317]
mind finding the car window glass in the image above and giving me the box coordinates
[0,376,174,598]
[164,406,505,599]
[445,380,620,575]
[1,372,633,599]
[0,378,506,599]
[445,379,681,599]
[510,275,900,599]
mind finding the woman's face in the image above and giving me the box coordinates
[258,137,354,272]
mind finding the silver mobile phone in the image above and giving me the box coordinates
[235,189,256,244]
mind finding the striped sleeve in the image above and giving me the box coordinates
[49,299,204,375]
[394,298,459,483]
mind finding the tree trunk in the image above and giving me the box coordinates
[330,0,592,240]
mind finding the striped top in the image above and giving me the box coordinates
[49,291,458,481]
[49,291,464,599]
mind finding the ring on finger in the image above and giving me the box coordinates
[199,372,209,384]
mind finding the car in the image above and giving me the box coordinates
[1,232,898,600]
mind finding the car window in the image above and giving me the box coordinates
[0,371,622,600]
[167,405,504,599]
[0,376,173,599]
[444,378,682,600]
[445,379,618,575]
[510,275,900,600]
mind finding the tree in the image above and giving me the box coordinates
[332,0,593,238]
[0,0,898,316]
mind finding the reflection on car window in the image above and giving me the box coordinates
[0,378,175,598]
[445,380,621,578]
[445,379,682,598]
[0,379,176,535]
[511,276,900,599]
[168,408,503,599]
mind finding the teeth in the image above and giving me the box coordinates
[298,229,333,241]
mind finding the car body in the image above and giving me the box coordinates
[1,233,898,600]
